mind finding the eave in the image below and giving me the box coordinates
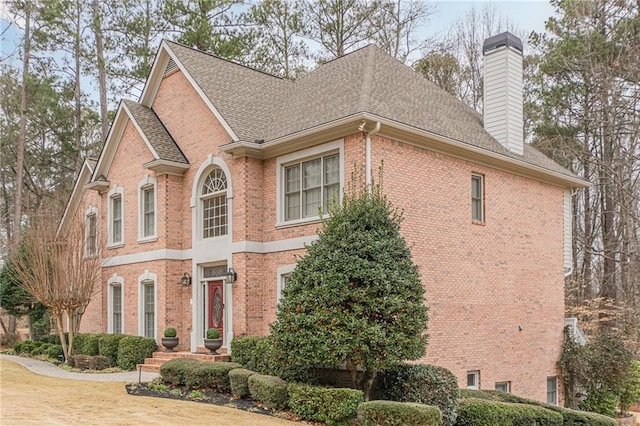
[143,159,190,176]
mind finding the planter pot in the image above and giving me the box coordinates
[203,338,222,355]
[161,337,179,352]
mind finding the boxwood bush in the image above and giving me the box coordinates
[358,400,442,426]
[229,368,257,397]
[473,389,618,426]
[455,398,563,426]
[230,335,315,383]
[248,373,289,410]
[73,333,100,356]
[287,383,364,425]
[98,334,126,367]
[373,363,459,426]
[116,336,157,370]
[160,358,201,386]
[183,362,242,392]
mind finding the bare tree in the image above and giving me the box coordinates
[12,215,101,361]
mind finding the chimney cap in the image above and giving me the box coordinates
[483,32,523,55]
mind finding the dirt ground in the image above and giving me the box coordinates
[0,359,296,425]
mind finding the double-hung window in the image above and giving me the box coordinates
[85,207,98,257]
[284,153,339,220]
[138,176,157,241]
[111,194,123,244]
[112,284,122,334]
[143,280,155,338]
[471,174,484,223]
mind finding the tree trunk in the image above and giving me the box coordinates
[92,0,109,142]
[13,0,31,249]
[74,0,83,173]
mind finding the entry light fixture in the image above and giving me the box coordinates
[180,272,192,287]
[225,267,237,285]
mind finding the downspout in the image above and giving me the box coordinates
[365,121,381,187]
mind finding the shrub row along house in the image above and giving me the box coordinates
[59,32,587,403]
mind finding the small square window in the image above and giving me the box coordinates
[495,381,510,393]
[467,370,479,389]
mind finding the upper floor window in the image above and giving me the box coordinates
[84,206,98,257]
[138,176,157,241]
[471,174,484,223]
[107,186,124,247]
[201,168,228,238]
[277,140,343,226]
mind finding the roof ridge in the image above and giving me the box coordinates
[163,39,285,80]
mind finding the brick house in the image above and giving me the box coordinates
[59,32,586,403]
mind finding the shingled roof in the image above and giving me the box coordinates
[123,99,187,164]
[165,41,574,178]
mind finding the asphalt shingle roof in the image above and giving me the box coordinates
[123,99,188,164]
[165,41,573,178]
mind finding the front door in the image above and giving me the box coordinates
[207,280,224,338]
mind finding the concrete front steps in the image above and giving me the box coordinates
[138,349,231,373]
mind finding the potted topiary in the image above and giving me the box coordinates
[203,328,222,355]
[161,327,179,352]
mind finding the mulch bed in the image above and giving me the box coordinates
[125,383,278,418]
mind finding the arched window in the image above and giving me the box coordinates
[201,168,228,238]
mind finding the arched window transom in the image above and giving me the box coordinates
[201,168,228,238]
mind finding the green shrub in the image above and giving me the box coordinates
[116,336,157,370]
[287,383,364,425]
[455,398,563,426]
[183,362,242,392]
[462,389,617,426]
[619,360,640,414]
[74,333,100,356]
[43,343,63,360]
[579,389,619,418]
[229,368,257,397]
[160,358,201,386]
[373,364,459,426]
[206,328,219,339]
[230,335,315,383]
[69,354,110,370]
[358,400,442,426]
[248,374,289,410]
[98,334,126,367]
[163,328,177,338]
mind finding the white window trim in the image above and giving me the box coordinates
[191,154,234,243]
[137,270,158,340]
[107,185,125,248]
[276,264,296,303]
[137,175,158,242]
[84,205,98,258]
[275,139,344,228]
[107,274,125,334]
[547,376,558,405]
[467,370,480,389]
[471,174,485,223]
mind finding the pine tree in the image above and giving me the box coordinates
[271,175,429,400]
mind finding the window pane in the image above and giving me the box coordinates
[202,169,227,195]
[323,184,340,212]
[143,188,154,237]
[285,165,300,193]
[87,214,97,255]
[302,159,321,190]
[112,196,122,242]
[472,175,484,222]
[324,154,339,185]
[112,286,122,334]
[302,187,321,218]
[144,283,154,338]
[547,377,557,404]
[285,193,300,221]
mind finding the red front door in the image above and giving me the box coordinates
[207,280,224,337]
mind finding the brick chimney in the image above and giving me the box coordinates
[483,32,524,156]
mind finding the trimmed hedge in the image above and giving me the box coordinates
[455,398,563,426]
[160,358,202,386]
[13,341,62,360]
[358,400,442,426]
[116,336,157,370]
[288,383,364,425]
[462,389,618,426]
[98,334,126,367]
[229,368,257,397]
[74,333,100,356]
[374,364,459,426]
[230,336,315,383]
[248,374,289,410]
[184,362,242,392]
